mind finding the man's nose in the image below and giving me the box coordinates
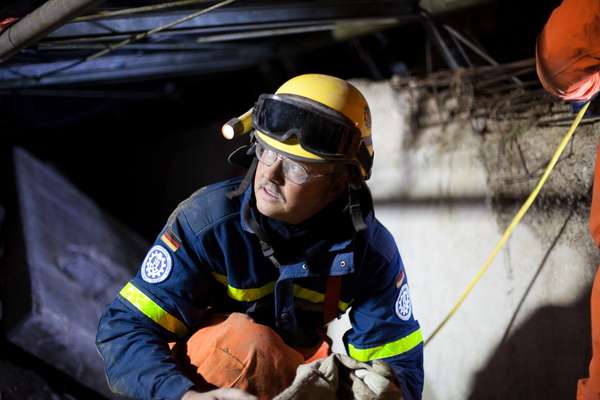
[263,158,285,184]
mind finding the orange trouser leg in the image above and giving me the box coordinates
[536,0,600,101]
[578,267,600,400]
[590,143,600,247]
[579,143,600,399]
[173,313,310,398]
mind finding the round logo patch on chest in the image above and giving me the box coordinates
[141,245,173,283]
[395,283,412,321]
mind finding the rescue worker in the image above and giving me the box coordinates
[537,1,600,398]
[584,144,600,400]
[96,74,424,400]
[536,0,600,102]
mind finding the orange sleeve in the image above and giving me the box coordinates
[536,0,600,101]
[590,143,600,247]
[577,268,600,400]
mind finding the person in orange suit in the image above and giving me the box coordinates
[537,1,600,398]
[536,0,600,102]
[582,145,600,400]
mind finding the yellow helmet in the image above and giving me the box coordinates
[253,74,374,180]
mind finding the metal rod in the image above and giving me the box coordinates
[474,68,535,88]
[85,0,236,62]
[0,0,105,63]
[352,38,384,80]
[42,16,400,46]
[75,0,214,22]
[38,43,212,50]
[443,24,523,86]
[449,30,472,68]
[28,0,238,81]
[420,10,459,71]
[392,58,535,88]
[196,24,336,43]
[444,25,498,66]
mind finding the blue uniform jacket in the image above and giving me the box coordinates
[96,177,423,400]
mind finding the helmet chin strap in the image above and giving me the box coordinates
[227,155,283,268]
[226,149,258,200]
[242,197,282,269]
[348,170,368,232]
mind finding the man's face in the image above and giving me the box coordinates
[253,149,344,225]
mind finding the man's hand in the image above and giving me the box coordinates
[181,389,258,400]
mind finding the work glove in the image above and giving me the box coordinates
[336,354,403,400]
[273,353,403,400]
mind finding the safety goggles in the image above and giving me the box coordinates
[253,94,362,158]
[255,141,334,185]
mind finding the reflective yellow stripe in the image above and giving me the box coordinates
[338,300,351,312]
[211,272,275,302]
[293,285,324,303]
[294,285,351,312]
[119,282,189,337]
[348,328,423,362]
[212,272,227,286]
[211,274,351,310]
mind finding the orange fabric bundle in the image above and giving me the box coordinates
[172,313,329,398]
[536,0,600,101]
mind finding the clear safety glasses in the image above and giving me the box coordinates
[255,142,334,185]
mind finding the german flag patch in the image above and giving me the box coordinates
[160,229,181,252]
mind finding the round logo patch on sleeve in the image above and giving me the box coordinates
[141,245,173,283]
[395,283,412,321]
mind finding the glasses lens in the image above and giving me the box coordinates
[282,159,309,185]
[255,142,263,158]
[255,142,278,166]
[256,141,311,185]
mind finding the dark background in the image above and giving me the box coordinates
[1,0,560,240]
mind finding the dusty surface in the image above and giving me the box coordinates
[383,79,600,265]
[0,360,62,400]
[0,338,105,400]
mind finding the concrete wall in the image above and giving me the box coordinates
[329,79,600,399]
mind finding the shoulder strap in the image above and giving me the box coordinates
[323,275,342,323]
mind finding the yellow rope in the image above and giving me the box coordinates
[424,100,591,347]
